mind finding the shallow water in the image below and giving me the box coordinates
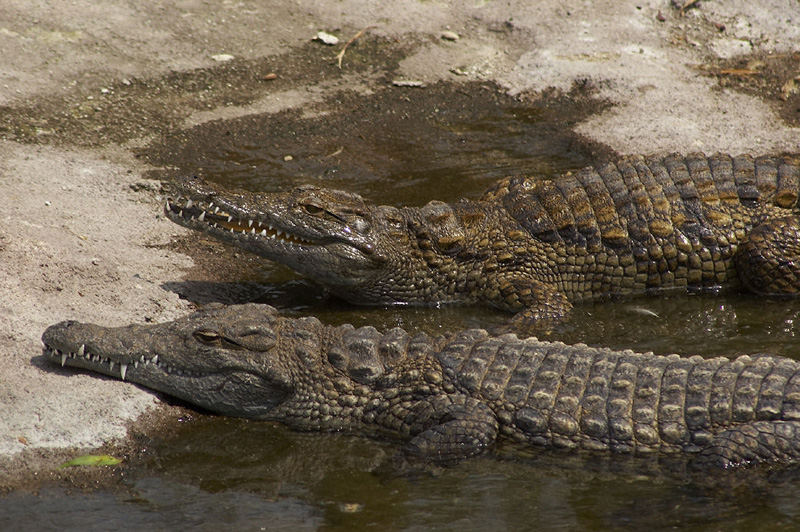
[8,82,800,530]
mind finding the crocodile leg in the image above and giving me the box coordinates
[697,420,800,468]
[402,396,499,461]
[487,275,573,328]
[736,216,800,295]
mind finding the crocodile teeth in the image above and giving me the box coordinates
[260,229,267,236]
[77,344,85,357]
[227,215,233,223]
[214,206,220,214]
[109,361,114,372]
[198,211,205,221]
[248,219,253,227]
[152,354,158,364]
[120,363,128,381]
[185,199,194,209]
[61,353,67,367]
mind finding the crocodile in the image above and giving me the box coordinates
[42,303,800,467]
[165,153,800,326]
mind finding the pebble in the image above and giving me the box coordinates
[211,54,235,62]
[392,79,426,88]
[315,31,339,45]
[441,30,460,41]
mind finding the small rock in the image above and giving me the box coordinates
[211,54,235,62]
[121,78,132,86]
[44,200,51,206]
[392,79,426,88]
[314,31,339,45]
[441,30,460,41]
[284,155,293,161]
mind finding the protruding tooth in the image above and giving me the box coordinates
[214,206,220,214]
[77,344,85,357]
[61,353,67,367]
[185,199,194,208]
[109,361,114,372]
[152,354,158,365]
[248,219,253,227]
[198,211,206,221]
[120,363,128,381]
[260,230,267,236]
[251,228,256,234]
[134,360,139,369]
[276,229,283,237]
[178,209,184,217]
[227,216,233,223]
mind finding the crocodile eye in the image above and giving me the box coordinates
[193,330,221,344]
[303,204,324,215]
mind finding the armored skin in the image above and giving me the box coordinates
[165,153,800,325]
[43,304,800,467]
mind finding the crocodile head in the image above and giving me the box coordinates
[165,179,429,304]
[41,304,325,420]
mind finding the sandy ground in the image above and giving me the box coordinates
[1,0,798,484]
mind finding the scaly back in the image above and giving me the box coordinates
[479,153,800,297]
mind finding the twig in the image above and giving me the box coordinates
[324,146,344,158]
[718,68,760,76]
[336,25,377,69]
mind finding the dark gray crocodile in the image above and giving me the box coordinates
[42,303,800,467]
[165,153,800,325]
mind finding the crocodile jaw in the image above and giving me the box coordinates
[41,313,290,418]
[165,196,383,287]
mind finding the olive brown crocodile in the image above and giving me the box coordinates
[166,153,800,326]
[42,303,800,468]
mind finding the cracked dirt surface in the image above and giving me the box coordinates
[0,0,798,486]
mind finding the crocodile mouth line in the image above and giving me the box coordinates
[166,198,316,247]
[42,342,200,381]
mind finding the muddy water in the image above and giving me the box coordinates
[7,83,800,529]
